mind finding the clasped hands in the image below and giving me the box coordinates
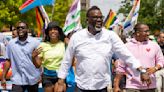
[140,67,157,87]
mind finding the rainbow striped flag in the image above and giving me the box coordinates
[19,0,55,13]
[35,6,50,37]
[123,0,140,34]
[104,9,119,30]
[35,7,44,37]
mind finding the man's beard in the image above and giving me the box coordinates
[88,23,102,32]
[95,26,102,32]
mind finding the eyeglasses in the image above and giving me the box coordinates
[89,16,104,20]
[140,30,150,33]
[17,26,27,30]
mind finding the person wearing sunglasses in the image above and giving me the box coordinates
[55,6,151,92]
[1,21,41,92]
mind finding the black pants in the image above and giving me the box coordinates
[126,88,156,92]
[42,74,58,87]
[11,83,38,92]
[78,87,107,92]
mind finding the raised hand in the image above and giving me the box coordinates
[32,47,42,58]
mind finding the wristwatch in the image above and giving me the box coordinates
[140,69,146,73]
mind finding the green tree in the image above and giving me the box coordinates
[0,0,74,31]
[48,0,87,28]
[81,10,87,28]
[45,0,73,27]
[0,0,23,29]
[0,0,87,32]
[118,0,164,32]
[0,0,39,30]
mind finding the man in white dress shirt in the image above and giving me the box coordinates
[54,6,151,92]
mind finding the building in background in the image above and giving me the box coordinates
[81,0,90,10]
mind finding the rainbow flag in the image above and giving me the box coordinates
[104,9,119,30]
[35,7,44,37]
[123,0,140,34]
[35,6,50,37]
[19,0,55,13]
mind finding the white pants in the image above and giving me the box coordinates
[155,68,164,92]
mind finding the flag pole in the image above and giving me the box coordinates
[51,4,55,21]
[39,6,50,23]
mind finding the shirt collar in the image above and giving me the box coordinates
[130,38,149,44]
[86,27,103,37]
[16,36,30,45]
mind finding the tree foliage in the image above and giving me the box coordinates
[118,0,164,32]
[0,0,23,29]
[45,0,73,27]
[81,10,87,28]
[0,0,74,31]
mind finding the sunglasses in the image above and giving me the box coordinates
[89,16,104,20]
[17,26,27,30]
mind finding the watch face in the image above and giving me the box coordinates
[141,69,146,73]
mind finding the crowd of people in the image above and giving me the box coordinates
[0,6,164,92]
